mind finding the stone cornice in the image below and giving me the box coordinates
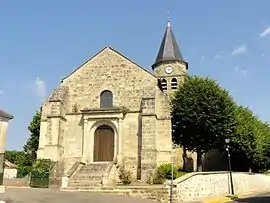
[47,115,67,121]
[80,107,123,114]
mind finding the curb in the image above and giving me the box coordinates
[5,186,30,189]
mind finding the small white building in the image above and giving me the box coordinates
[4,159,17,179]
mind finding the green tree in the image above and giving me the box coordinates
[171,76,236,171]
[5,150,33,177]
[232,106,270,172]
[23,110,41,161]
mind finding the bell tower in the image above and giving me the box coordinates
[152,21,188,94]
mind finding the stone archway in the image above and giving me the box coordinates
[93,125,114,162]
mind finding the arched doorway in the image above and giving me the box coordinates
[94,125,114,162]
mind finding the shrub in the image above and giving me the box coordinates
[152,164,188,184]
[32,159,51,177]
[152,167,166,184]
[17,166,32,178]
[118,166,132,185]
[158,163,179,179]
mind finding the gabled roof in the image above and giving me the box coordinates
[5,159,17,169]
[62,46,156,82]
[152,21,185,69]
[0,109,13,120]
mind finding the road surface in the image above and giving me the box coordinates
[229,192,270,203]
[0,188,157,203]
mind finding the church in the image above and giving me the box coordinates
[37,21,188,186]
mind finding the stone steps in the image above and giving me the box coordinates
[68,163,109,188]
[69,182,102,187]
[70,178,102,183]
[72,175,102,179]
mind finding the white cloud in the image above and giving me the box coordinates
[0,89,3,95]
[201,55,205,62]
[231,45,247,56]
[214,54,221,59]
[234,66,247,77]
[260,27,270,38]
[214,51,225,59]
[35,77,46,98]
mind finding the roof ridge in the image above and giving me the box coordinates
[62,46,156,82]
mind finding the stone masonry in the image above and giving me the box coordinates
[37,21,188,186]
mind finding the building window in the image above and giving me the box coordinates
[100,90,113,108]
[161,79,167,92]
[171,78,178,90]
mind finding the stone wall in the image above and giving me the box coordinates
[63,114,83,158]
[37,46,174,184]
[153,61,186,95]
[60,185,175,203]
[61,47,158,112]
[173,171,270,202]
[127,185,176,203]
[121,112,140,176]
[61,171,270,202]
[4,169,17,179]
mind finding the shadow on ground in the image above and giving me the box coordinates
[232,193,270,203]
[1,188,157,203]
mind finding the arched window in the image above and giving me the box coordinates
[161,79,167,92]
[100,90,113,108]
[171,78,178,90]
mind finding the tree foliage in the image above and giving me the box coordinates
[5,110,42,177]
[232,106,270,171]
[23,110,41,161]
[171,76,236,171]
[5,150,33,177]
[171,75,270,172]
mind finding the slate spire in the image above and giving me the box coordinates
[152,21,184,69]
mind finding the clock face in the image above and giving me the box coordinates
[165,66,173,74]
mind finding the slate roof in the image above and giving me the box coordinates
[152,21,185,68]
[0,109,13,119]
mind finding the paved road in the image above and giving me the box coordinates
[229,192,270,203]
[0,188,157,203]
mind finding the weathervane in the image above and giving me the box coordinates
[167,7,170,22]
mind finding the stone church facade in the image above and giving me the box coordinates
[37,21,188,186]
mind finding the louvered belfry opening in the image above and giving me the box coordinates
[171,78,178,90]
[161,78,167,92]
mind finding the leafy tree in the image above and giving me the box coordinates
[233,107,270,171]
[23,110,41,161]
[171,76,236,171]
[5,150,18,164]
[5,150,33,177]
[231,106,270,172]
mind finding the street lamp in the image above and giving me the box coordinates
[170,143,177,203]
[225,138,234,195]
[0,109,13,190]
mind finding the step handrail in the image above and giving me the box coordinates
[66,161,85,178]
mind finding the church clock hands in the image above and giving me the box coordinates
[165,66,173,74]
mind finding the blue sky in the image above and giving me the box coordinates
[1,1,270,150]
